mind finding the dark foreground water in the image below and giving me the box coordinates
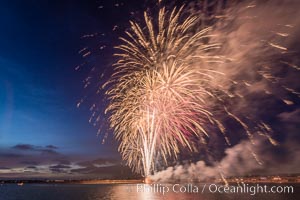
[0,183,299,200]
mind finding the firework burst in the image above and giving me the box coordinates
[104,4,241,176]
[101,1,300,178]
[104,6,224,176]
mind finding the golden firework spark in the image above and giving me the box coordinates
[104,5,244,176]
[102,1,298,177]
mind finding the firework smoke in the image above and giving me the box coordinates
[102,0,300,179]
[148,0,300,181]
[150,135,300,182]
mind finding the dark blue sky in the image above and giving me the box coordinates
[0,0,146,178]
[0,0,299,179]
[0,0,107,152]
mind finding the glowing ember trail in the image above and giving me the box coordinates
[100,1,299,179]
[104,6,222,176]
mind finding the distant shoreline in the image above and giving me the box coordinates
[78,179,144,184]
[1,175,299,185]
[0,179,144,185]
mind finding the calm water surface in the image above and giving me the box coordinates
[0,183,298,200]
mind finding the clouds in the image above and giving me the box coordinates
[0,153,22,158]
[11,144,61,156]
[49,164,71,173]
[0,143,136,179]
[76,158,117,168]
[70,159,136,179]
[68,158,137,179]
[25,166,37,170]
[46,145,58,149]
[0,144,64,175]
[1,143,65,178]
[12,144,39,151]
[13,144,58,152]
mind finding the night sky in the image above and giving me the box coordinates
[0,0,299,180]
[0,0,148,179]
